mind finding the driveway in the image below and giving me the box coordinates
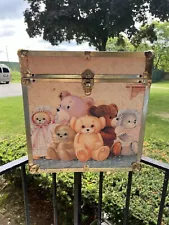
[0,83,22,98]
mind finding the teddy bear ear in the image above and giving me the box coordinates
[84,97,94,107]
[109,104,118,115]
[70,117,77,130]
[89,105,105,117]
[99,117,106,129]
[54,124,61,133]
[89,106,98,116]
[59,91,71,100]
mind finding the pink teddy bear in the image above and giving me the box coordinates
[55,91,94,124]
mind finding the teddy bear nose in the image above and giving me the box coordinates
[60,135,62,138]
[56,108,60,112]
[87,129,90,132]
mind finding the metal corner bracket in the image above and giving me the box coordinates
[144,50,154,80]
[131,162,142,171]
[17,49,29,58]
[29,164,40,173]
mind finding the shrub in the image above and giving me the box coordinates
[0,136,169,225]
[0,135,26,164]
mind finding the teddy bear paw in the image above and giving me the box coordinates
[46,147,60,160]
[33,155,41,160]
[76,148,90,162]
[130,141,138,154]
[112,142,122,156]
[97,146,110,161]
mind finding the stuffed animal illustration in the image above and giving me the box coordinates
[56,91,94,124]
[31,107,55,159]
[46,124,76,161]
[70,116,110,162]
[111,110,140,156]
[89,104,118,147]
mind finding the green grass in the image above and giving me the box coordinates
[152,80,169,88]
[11,70,21,83]
[145,84,169,142]
[0,96,25,140]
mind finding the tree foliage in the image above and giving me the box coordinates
[150,22,169,70]
[24,0,169,51]
[107,21,169,71]
[131,21,169,71]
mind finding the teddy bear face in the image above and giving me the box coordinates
[58,95,88,118]
[70,116,106,134]
[32,111,51,126]
[121,114,138,129]
[89,104,118,127]
[56,91,94,124]
[54,125,76,142]
[113,110,140,129]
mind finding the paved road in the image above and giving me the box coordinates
[0,83,22,98]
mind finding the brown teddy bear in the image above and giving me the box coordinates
[70,115,110,162]
[89,104,118,147]
[46,124,76,161]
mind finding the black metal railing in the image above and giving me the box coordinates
[0,156,169,225]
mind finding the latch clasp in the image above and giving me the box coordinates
[81,69,94,96]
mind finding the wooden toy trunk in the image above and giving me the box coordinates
[18,50,153,173]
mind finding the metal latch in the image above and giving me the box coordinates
[81,69,94,96]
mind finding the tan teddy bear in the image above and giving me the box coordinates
[46,124,76,161]
[70,116,110,162]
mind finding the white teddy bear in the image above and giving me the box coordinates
[111,110,141,156]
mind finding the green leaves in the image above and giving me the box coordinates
[0,135,26,165]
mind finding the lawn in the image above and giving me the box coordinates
[152,80,169,88]
[0,96,25,140]
[145,82,169,142]
[0,81,169,143]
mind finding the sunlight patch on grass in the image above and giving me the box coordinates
[152,80,169,88]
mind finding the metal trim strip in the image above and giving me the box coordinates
[137,85,151,162]
[23,74,146,79]
[22,85,33,164]
[24,50,145,58]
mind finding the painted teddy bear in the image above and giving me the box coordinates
[89,104,118,147]
[56,91,94,124]
[70,115,110,162]
[46,124,76,161]
[111,110,140,156]
[31,107,55,159]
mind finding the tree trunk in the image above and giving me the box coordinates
[98,39,107,51]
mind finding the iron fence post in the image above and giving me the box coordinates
[157,171,169,225]
[21,164,30,225]
[123,171,133,225]
[74,172,82,225]
[52,173,58,225]
[98,172,103,225]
